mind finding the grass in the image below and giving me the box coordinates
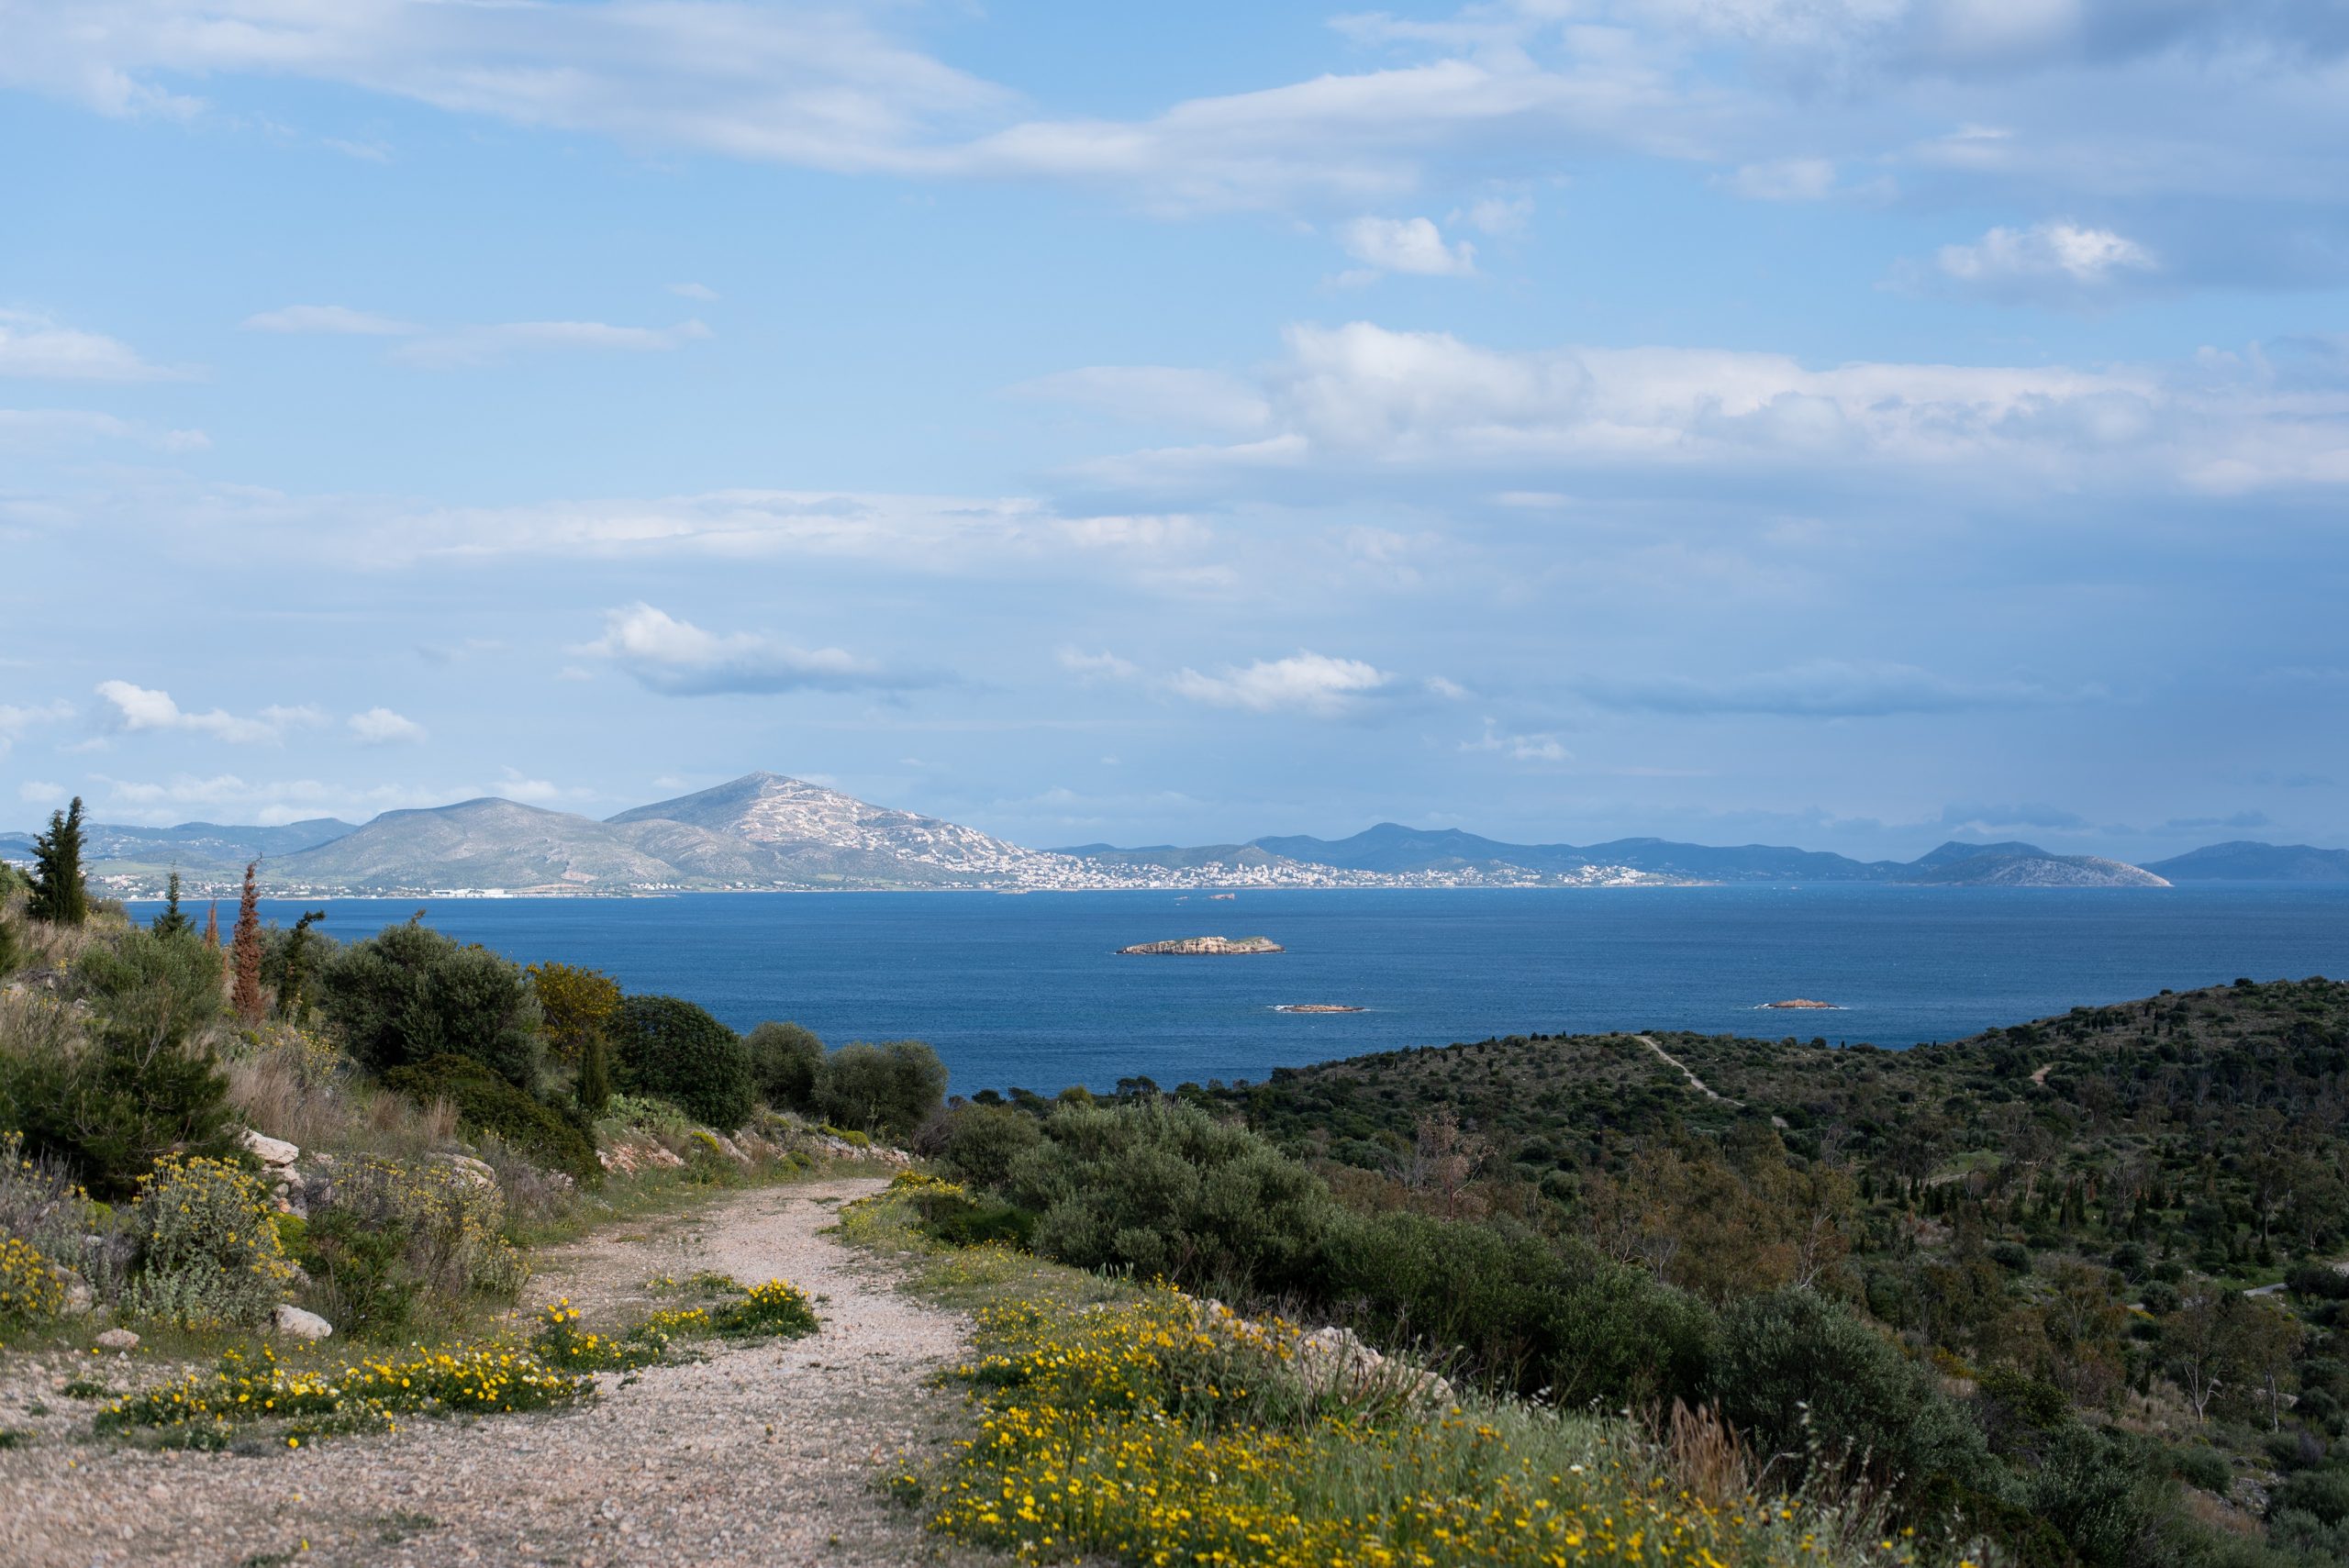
[840,1175,1967,1568]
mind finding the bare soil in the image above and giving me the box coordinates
[0,1175,987,1568]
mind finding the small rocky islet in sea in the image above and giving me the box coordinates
[1116,935,1285,955]
[1761,997,1842,1009]
[1274,1003,1364,1014]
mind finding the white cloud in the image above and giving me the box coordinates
[1578,660,2091,717]
[242,304,416,335]
[1935,220,2158,296]
[1062,320,2349,496]
[1721,157,1839,201]
[667,282,719,301]
[95,680,322,744]
[1464,721,1570,762]
[390,318,712,370]
[243,304,711,366]
[1169,651,1392,716]
[0,409,207,451]
[1338,216,1476,277]
[0,699,74,755]
[0,310,184,381]
[1453,194,1533,236]
[1056,648,1141,682]
[348,706,427,745]
[581,603,923,695]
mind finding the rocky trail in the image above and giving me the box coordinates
[1634,1033,1790,1130]
[0,1176,989,1568]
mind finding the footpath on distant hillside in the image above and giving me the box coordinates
[0,1176,986,1568]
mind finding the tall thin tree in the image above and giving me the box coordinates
[201,901,220,949]
[230,861,265,1024]
[151,867,193,939]
[28,795,89,926]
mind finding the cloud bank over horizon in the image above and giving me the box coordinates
[2,0,2345,859]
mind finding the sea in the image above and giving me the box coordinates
[128,885,2349,1096]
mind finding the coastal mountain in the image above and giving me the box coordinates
[8,778,2321,895]
[608,772,1074,885]
[2142,840,2349,882]
[1064,828,2169,886]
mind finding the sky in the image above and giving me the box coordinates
[2,0,2346,862]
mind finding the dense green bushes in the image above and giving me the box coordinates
[614,995,754,1129]
[318,922,544,1088]
[119,1154,299,1329]
[0,929,236,1196]
[746,1019,823,1111]
[933,1102,1044,1189]
[382,1054,600,1183]
[811,1038,946,1139]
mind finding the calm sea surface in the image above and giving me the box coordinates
[133,886,2349,1095]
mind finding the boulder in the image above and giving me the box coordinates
[58,1268,94,1317]
[431,1152,497,1189]
[273,1304,333,1341]
[239,1129,300,1168]
[95,1328,139,1352]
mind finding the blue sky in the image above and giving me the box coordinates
[3,0,2345,860]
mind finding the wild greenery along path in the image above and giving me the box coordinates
[1,1176,986,1568]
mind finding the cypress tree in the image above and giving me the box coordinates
[578,1028,613,1115]
[28,795,89,926]
[151,868,193,939]
[230,861,265,1024]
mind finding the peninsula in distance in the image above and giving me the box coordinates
[6,771,2343,899]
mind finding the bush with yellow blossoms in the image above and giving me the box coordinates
[119,1154,297,1329]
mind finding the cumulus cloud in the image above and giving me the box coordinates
[1579,661,2089,717]
[95,681,323,743]
[1464,721,1570,762]
[1169,652,1392,716]
[0,310,184,381]
[1337,216,1477,278]
[580,604,923,696]
[1933,220,2158,300]
[347,707,427,745]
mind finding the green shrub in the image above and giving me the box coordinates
[381,1054,599,1183]
[811,1039,947,1140]
[2022,1425,2168,1568]
[119,1155,297,1329]
[1319,1208,1716,1407]
[302,1153,526,1335]
[0,1233,65,1325]
[613,995,754,1130]
[2276,1466,2349,1528]
[934,1103,1044,1190]
[2,931,235,1196]
[2173,1444,2232,1493]
[1005,1099,1336,1296]
[745,1020,823,1111]
[1709,1287,1998,1502]
[318,922,543,1088]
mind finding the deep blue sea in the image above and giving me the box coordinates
[129,887,2349,1095]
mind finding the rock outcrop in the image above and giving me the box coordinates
[1117,935,1285,956]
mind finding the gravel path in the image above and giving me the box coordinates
[0,1175,987,1568]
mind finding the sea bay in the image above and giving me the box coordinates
[133,884,2349,1095]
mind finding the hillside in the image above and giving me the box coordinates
[1897,849,2172,887]
[2145,841,2349,882]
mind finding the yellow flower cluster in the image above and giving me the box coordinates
[98,1337,597,1446]
[930,1289,1926,1568]
[121,1154,299,1329]
[712,1277,820,1339]
[531,1299,672,1372]
[0,1234,65,1325]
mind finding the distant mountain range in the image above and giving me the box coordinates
[5,773,2342,895]
[1058,825,2176,888]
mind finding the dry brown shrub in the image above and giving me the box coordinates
[1662,1398,1755,1508]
